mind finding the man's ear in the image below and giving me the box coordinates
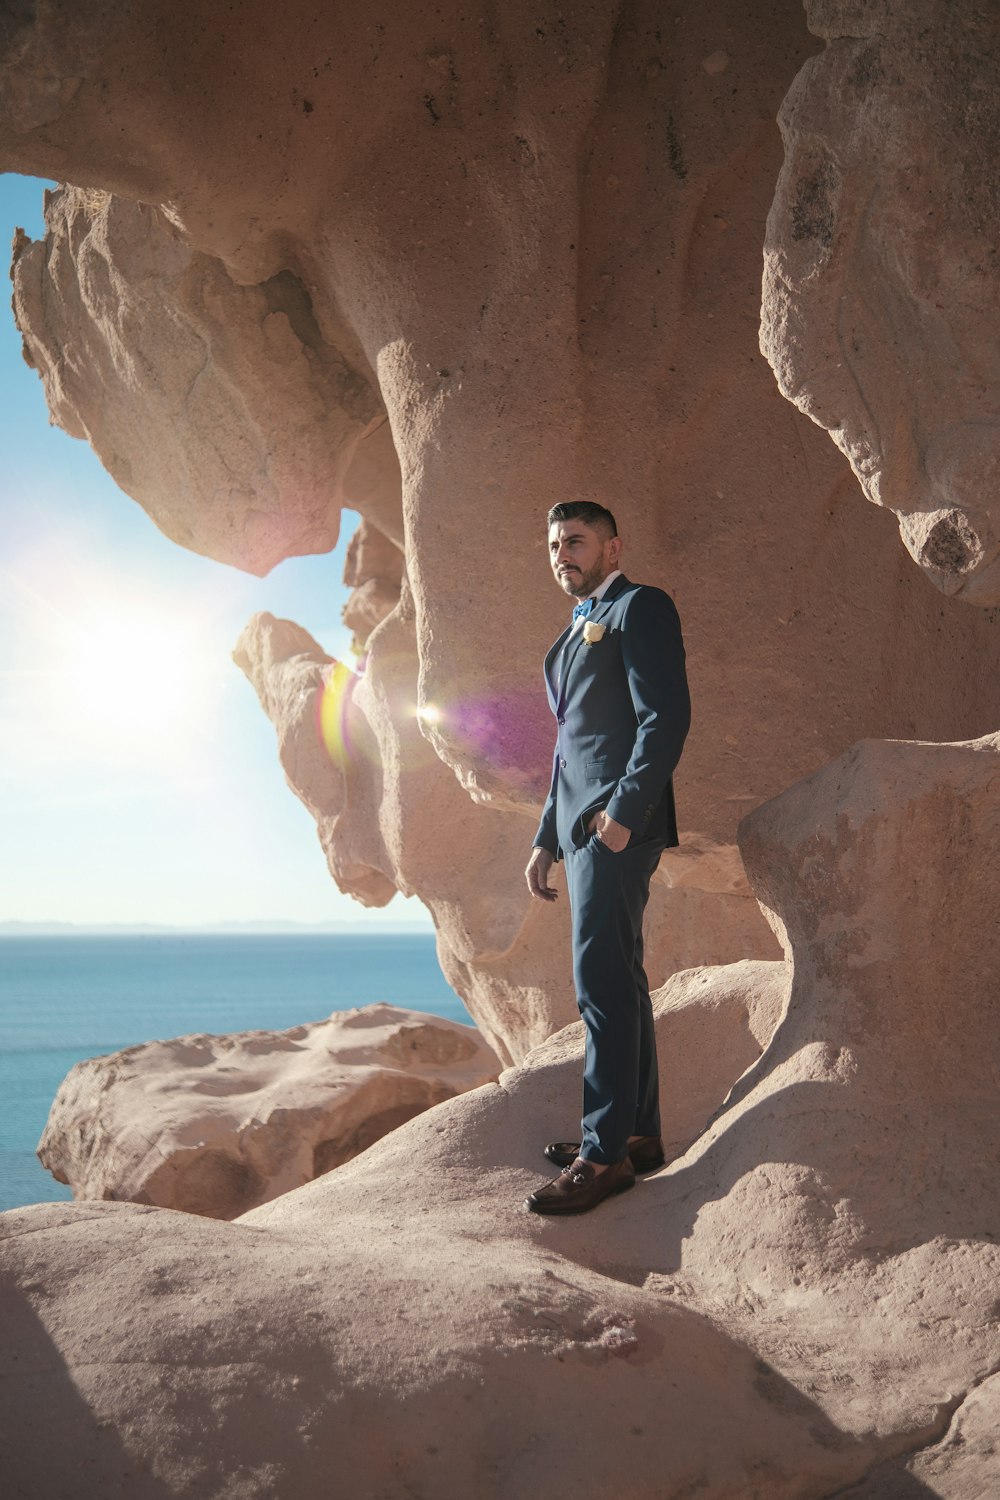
[607,533,623,567]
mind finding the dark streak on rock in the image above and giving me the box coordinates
[666,113,687,180]
[847,43,884,92]
[791,161,837,246]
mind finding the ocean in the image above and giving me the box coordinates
[0,932,467,1215]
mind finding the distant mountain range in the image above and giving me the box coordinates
[0,919,432,937]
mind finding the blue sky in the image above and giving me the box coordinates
[0,174,429,929]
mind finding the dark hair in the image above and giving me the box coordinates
[546,501,618,538]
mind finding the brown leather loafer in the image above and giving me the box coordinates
[525,1156,636,1215]
[543,1135,666,1174]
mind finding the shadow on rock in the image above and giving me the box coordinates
[1,1284,176,1500]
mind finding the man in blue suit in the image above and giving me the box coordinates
[524,501,690,1215]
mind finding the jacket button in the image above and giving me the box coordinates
[557,715,565,724]
[560,758,567,769]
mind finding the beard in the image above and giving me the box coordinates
[556,559,609,598]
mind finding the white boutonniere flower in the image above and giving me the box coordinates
[582,619,606,644]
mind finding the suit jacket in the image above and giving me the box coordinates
[533,574,691,860]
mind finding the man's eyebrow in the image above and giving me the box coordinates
[549,530,587,547]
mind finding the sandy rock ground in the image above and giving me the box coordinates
[36,1004,500,1219]
[2,960,803,1500]
[5,734,1000,1497]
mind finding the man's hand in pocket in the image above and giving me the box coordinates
[587,810,631,852]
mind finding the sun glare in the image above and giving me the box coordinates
[71,617,189,725]
[59,603,208,759]
[2,540,224,777]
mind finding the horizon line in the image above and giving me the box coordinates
[0,918,435,935]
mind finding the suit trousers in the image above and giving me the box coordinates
[563,831,665,1165]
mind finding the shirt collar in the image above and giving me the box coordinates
[585,568,621,605]
[569,569,621,633]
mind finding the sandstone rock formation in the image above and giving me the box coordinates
[6,2,1000,1064]
[341,517,404,652]
[4,734,999,1496]
[4,5,1000,1489]
[10,191,384,574]
[762,0,1000,604]
[36,1004,500,1219]
[523,957,788,1166]
[2,959,796,1500]
[234,610,778,1064]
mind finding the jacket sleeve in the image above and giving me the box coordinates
[532,744,561,858]
[605,586,691,834]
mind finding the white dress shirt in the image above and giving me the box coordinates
[570,569,622,633]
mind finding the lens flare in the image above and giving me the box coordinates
[318,660,356,767]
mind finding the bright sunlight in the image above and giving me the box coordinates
[3,543,218,773]
[67,610,201,747]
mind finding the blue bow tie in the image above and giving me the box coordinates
[572,598,595,621]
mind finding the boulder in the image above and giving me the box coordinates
[609,732,1000,1464]
[36,1003,499,1219]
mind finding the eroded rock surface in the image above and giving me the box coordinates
[620,732,1000,1460]
[523,957,788,1165]
[37,1003,499,1219]
[844,1370,1000,1498]
[2,958,805,1500]
[5,736,999,1496]
[6,3,1000,1061]
[11,190,384,573]
[763,0,1000,603]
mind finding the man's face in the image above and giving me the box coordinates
[548,517,621,599]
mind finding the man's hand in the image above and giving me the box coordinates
[587,809,632,852]
[526,847,558,902]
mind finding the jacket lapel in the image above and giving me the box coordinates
[553,574,630,710]
[556,621,589,706]
[544,627,572,709]
[591,572,630,614]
